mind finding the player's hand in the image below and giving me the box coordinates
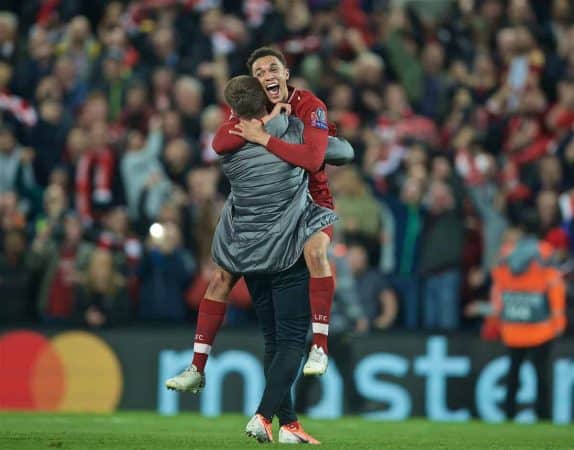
[262,103,291,125]
[229,119,270,146]
[275,102,291,115]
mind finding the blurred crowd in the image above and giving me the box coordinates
[0,0,573,335]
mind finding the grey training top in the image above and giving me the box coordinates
[211,114,338,274]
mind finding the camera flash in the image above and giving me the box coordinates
[150,223,165,239]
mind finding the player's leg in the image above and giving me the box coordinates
[165,265,239,392]
[192,267,239,372]
[243,272,276,443]
[243,268,306,441]
[250,259,320,443]
[254,260,308,422]
[302,227,334,376]
[265,259,320,444]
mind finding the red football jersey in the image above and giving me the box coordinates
[212,86,334,210]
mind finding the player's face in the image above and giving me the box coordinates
[251,56,289,104]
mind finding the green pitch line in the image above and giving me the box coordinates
[0,412,572,450]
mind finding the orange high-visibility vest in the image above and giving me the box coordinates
[490,242,567,348]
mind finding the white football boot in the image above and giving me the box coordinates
[303,345,328,376]
[245,414,273,443]
[164,365,205,393]
[278,421,321,444]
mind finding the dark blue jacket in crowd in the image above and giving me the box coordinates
[137,248,195,321]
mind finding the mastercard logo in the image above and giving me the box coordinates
[0,330,123,411]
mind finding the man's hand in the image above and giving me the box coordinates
[262,102,291,124]
[196,62,215,78]
[144,172,161,188]
[85,306,106,327]
[273,102,291,116]
[229,119,271,146]
[171,185,187,207]
[355,317,369,334]
[464,300,493,318]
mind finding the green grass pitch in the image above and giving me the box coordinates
[0,412,572,449]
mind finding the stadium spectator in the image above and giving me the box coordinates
[489,224,567,420]
[0,12,18,62]
[0,125,38,212]
[28,98,70,187]
[0,191,26,235]
[331,166,380,243]
[0,0,571,335]
[118,81,153,133]
[163,137,194,188]
[138,222,195,321]
[31,212,85,323]
[0,229,34,323]
[76,245,131,328]
[74,120,116,224]
[33,183,68,242]
[378,176,425,330]
[419,180,465,330]
[173,76,204,142]
[120,115,170,221]
[345,239,397,331]
[55,15,100,82]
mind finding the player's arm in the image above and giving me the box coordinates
[212,118,245,154]
[230,100,329,173]
[212,106,289,154]
[261,102,291,125]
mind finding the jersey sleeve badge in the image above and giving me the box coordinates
[310,107,328,130]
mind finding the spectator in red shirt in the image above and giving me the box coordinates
[74,121,116,225]
[546,77,574,141]
[31,212,85,322]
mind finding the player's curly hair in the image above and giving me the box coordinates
[223,75,267,119]
[246,46,287,74]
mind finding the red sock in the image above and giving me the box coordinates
[309,276,334,353]
[192,298,226,372]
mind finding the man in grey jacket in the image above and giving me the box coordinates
[0,124,37,213]
[120,115,171,221]
[166,76,353,444]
